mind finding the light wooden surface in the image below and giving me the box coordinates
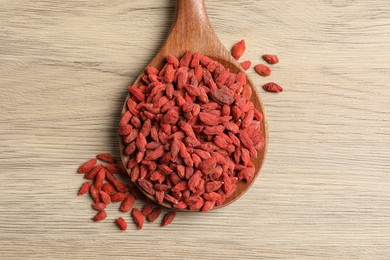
[1,0,389,259]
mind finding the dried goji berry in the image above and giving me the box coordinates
[231,40,246,60]
[262,54,279,64]
[90,185,100,203]
[262,82,283,93]
[92,202,106,211]
[119,194,135,212]
[78,181,91,196]
[100,190,111,204]
[161,211,176,227]
[78,159,97,174]
[202,201,215,213]
[254,64,271,76]
[131,208,144,229]
[167,55,180,67]
[240,60,251,70]
[94,168,105,190]
[173,201,188,209]
[179,51,192,67]
[116,217,127,231]
[92,211,107,222]
[101,182,116,195]
[138,179,155,195]
[141,203,153,216]
[111,192,128,202]
[96,153,116,163]
[146,207,162,222]
[84,165,103,179]
[145,66,159,75]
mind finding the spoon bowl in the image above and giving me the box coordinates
[120,0,267,210]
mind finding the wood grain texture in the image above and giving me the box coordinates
[0,0,389,259]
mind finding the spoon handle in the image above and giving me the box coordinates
[162,0,223,57]
[174,0,209,28]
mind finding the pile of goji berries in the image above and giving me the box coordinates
[231,40,283,93]
[119,51,265,212]
[78,154,176,230]
[76,42,275,231]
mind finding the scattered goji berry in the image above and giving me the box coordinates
[141,204,154,216]
[84,164,102,179]
[94,168,105,190]
[92,211,107,222]
[89,185,100,203]
[78,159,97,174]
[161,211,176,227]
[254,64,271,76]
[111,192,128,202]
[119,194,135,212]
[146,208,162,222]
[96,153,116,163]
[101,182,116,195]
[78,181,91,196]
[262,82,283,93]
[262,54,279,64]
[240,60,251,70]
[116,217,127,231]
[231,40,246,60]
[131,208,144,229]
[100,190,111,204]
[92,202,106,211]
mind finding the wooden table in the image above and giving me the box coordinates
[1,0,389,259]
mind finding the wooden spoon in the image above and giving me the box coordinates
[120,0,268,210]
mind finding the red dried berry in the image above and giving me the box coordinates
[231,40,246,60]
[89,185,100,203]
[138,179,155,195]
[238,167,256,182]
[92,202,106,211]
[166,55,180,67]
[92,211,107,222]
[105,163,124,174]
[85,165,103,179]
[146,207,162,222]
[78,159,97,174]
[254,64,271,76]
[116,217,127,231]
[131,208,144,229]
[141,203,154,216]
[118,124,133,136]
[262,54,279,64]
[100,191,111,204]
[119,194,135,212]
[111,192,128,202]
[179,50,192,67]
[128,86,145,102]
[161,211,176,227]
[94,168,105,190]
[145,66,159,75]
[96,153,116,163]
[173,201,188,209]
[262,82,283,93]
[240,60,252,70]
[78,181,91,196]
[202,200,215,213]
[101,182,116,195]
[113,181,128,193]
